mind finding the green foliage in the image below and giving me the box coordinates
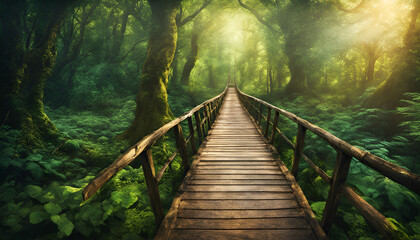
[51,214,74,237]
[398,93,420,142]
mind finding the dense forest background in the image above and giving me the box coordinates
[0,0,419,239]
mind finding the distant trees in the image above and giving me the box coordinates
[0,0,76,146]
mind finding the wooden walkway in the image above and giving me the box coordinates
[155,87,323,239]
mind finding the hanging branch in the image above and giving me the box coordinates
[237,0,280,34]
[334,0,368,13]
[178,0,212,27]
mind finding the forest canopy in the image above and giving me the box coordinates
[0,0,419,239]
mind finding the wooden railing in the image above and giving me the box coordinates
[235,84,420,240]
[82,83,228,227]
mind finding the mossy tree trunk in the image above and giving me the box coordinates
[0,1,71,146]
[123,0,180,144]
[180,33,199,86]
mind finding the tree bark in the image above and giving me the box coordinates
[180,33,199,86]
[123,0,179,144]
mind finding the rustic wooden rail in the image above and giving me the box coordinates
[82,83,228,227]
[235,84,420,239]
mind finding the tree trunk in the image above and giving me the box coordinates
[180,33,199,86]
[364,5,419,109]
[123,0,179,144]
[266,64,270,94]
[1,2,69,146]
[208,64,216,88]
[285,54,307,93]
[269,68,274,93]
[23,4,70,144]
[107,10,129,63]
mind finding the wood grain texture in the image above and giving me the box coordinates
[156,87,322,240]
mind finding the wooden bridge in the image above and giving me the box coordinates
[82,83,420,240]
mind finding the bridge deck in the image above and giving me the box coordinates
[156,87,322,239]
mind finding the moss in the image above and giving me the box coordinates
[386,218,410,240]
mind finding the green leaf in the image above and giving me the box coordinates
[111,190,138,209]
[51,214,74,237]
[44,202,62,215]
[24,185,43,199]
[29,211,49,224]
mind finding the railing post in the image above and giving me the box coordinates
[173,124,190,172]
[140,149,164,227]
[210,102,215,124]
[269,110,279,144]
[321,150,352,233]
[258,103,263,126]
[194,111,202,143]
[291,124,307,177]
[205,104,211,132]
[252,100,257,119]
[187,117,197,154]
[265,108,271,137]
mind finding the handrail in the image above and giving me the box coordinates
[235,84,420,240]
[82,83,229,227]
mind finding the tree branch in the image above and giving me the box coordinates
[178,0,212,27]
[334,0,367,13]
[237,0,279,34]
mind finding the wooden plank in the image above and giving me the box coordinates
[186,179,289,185]
[194,165,279,170]
[180,199,299,210]
[198,157,277,161]
[175,218,310,229]
[189,174,285,180]
[178,209,303,219]
[170,229,317,240]
[192,170,283,175]
[198,161,275,165]
[182,191,294,200]
[182,185,292,192]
